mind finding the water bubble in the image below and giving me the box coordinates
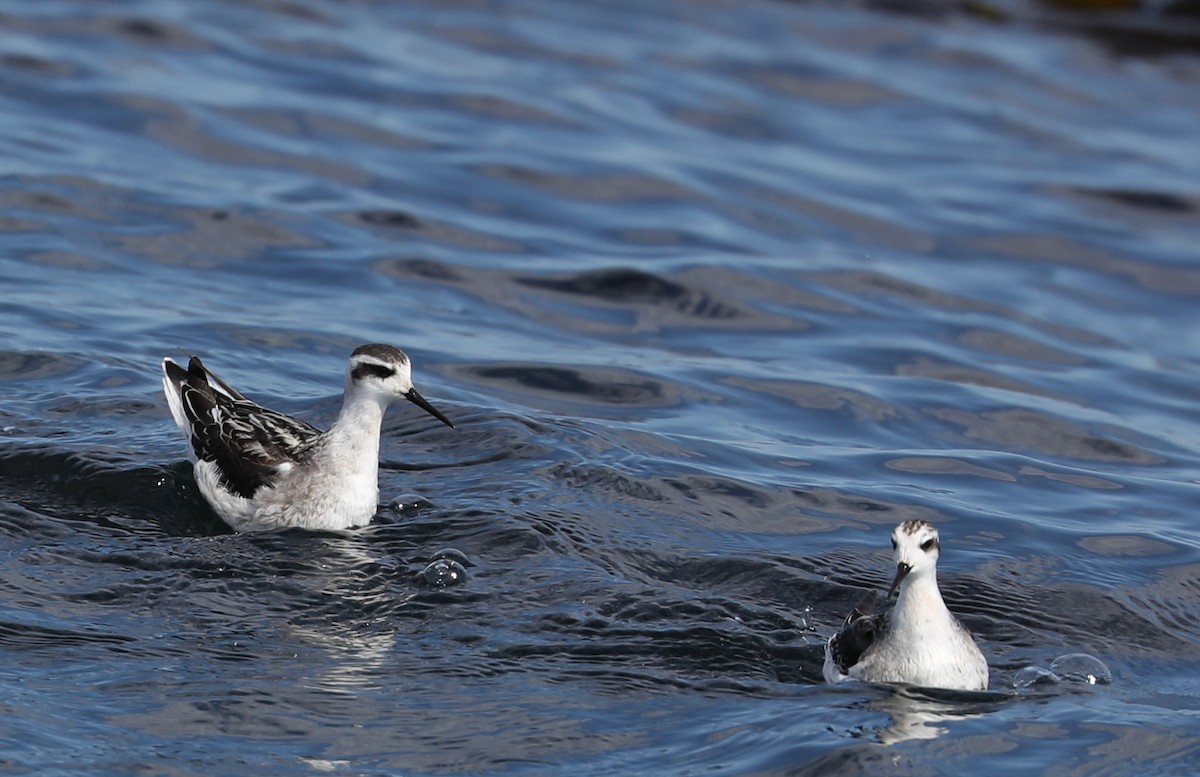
[421,558,468,588]
[392,495,433,515]
[431,547,472,567]
[1049,653,1112,686]
[1012,665,1060,689]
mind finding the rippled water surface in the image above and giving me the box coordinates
[2,0,1200,773]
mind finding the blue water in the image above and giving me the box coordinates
[2,0,1200,773]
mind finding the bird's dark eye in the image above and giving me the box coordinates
[351,363,396,381]
[920,538,936,552]
[891,538,898,550]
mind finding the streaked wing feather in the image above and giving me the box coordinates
[178,357,321,499]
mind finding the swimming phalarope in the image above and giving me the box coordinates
[161,344,454,533]
[823,520,988,691]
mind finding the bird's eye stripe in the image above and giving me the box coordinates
[920,539,936,551]
[351,363,396,381]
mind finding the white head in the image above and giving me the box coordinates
[887,519,940,597]
[346,344,453,427]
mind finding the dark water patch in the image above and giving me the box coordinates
[0,500,69,537]
[521,267,690,304]
[349,208,525,252]
[0,52,76,77]
[0,351,84,381]
[962,556,1200,668]
[0,619,135,651]
[0,176,179,235]
[0,184,96,222]
[1041,10,1200,58]
[811,269,1117,347]
[954,328,1087,365]
[605,225,743,251]
[737,182,935,253]
[377,507,556,567]
[886,456,1017,482]
[515,507,639,568]
[967,233,1200,297]
[357,209,422,229]
[1077,534,1179,558]
[666,104,784,142]
[1015,464,1122,490]
[852,0,963,20]
[0,447,228,536]
[494,618,802,687]
[222,107,429,151]
[115,203,321,268]
[380,412,558,473]
[23,250,114,271]
[494,582,816,687]
[0,212,43,233]
[787,486,950,530]
[374,256,465,283]
[925,407,1166,465]
[615,474,952,544]
[665,473,781,514]
[1123,563,1200,645]
[438,23,620,69]
[461,364,677,409]
[739,61,903,106]
[518,267,743,321]
[723,376,899,422]
[448,93,579,127]
[119,95,370,188]
[378,260,811,335]
[1071,187,1196,215]
[246,0,332,23]
[479,163,703,203]
[112,17,204,47]
[46,397,158,419]
[616,550,821,622]
[542,462,667,502]
[896,356,1068,400]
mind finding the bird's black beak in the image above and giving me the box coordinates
[406,387,455,429]
[887,562,912,598]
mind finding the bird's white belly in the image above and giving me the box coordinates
[852,629,988,690]
[196,459,379,532]
[254,469,379,532]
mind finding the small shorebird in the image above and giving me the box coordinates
[162,344,453,532]
[823,520,988,691]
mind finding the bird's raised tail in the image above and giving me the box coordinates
[823,589,882,683]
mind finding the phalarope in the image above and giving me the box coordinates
[823,520,988,691]
[161,344,454,532]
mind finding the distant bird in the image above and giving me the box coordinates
[823,520,988,691]
[162,344,453,532]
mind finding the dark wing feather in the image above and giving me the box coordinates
[178,357,321,499]
[828,589,883,675]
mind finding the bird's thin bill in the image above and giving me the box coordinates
[406,388,454,428]
[887,563,912,598]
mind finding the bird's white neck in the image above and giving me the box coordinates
[321,390,389,474]
[892,570,953,634]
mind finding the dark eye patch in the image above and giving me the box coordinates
[352,362,396,381]
[920,538,937,552]
[891,538,898,550]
